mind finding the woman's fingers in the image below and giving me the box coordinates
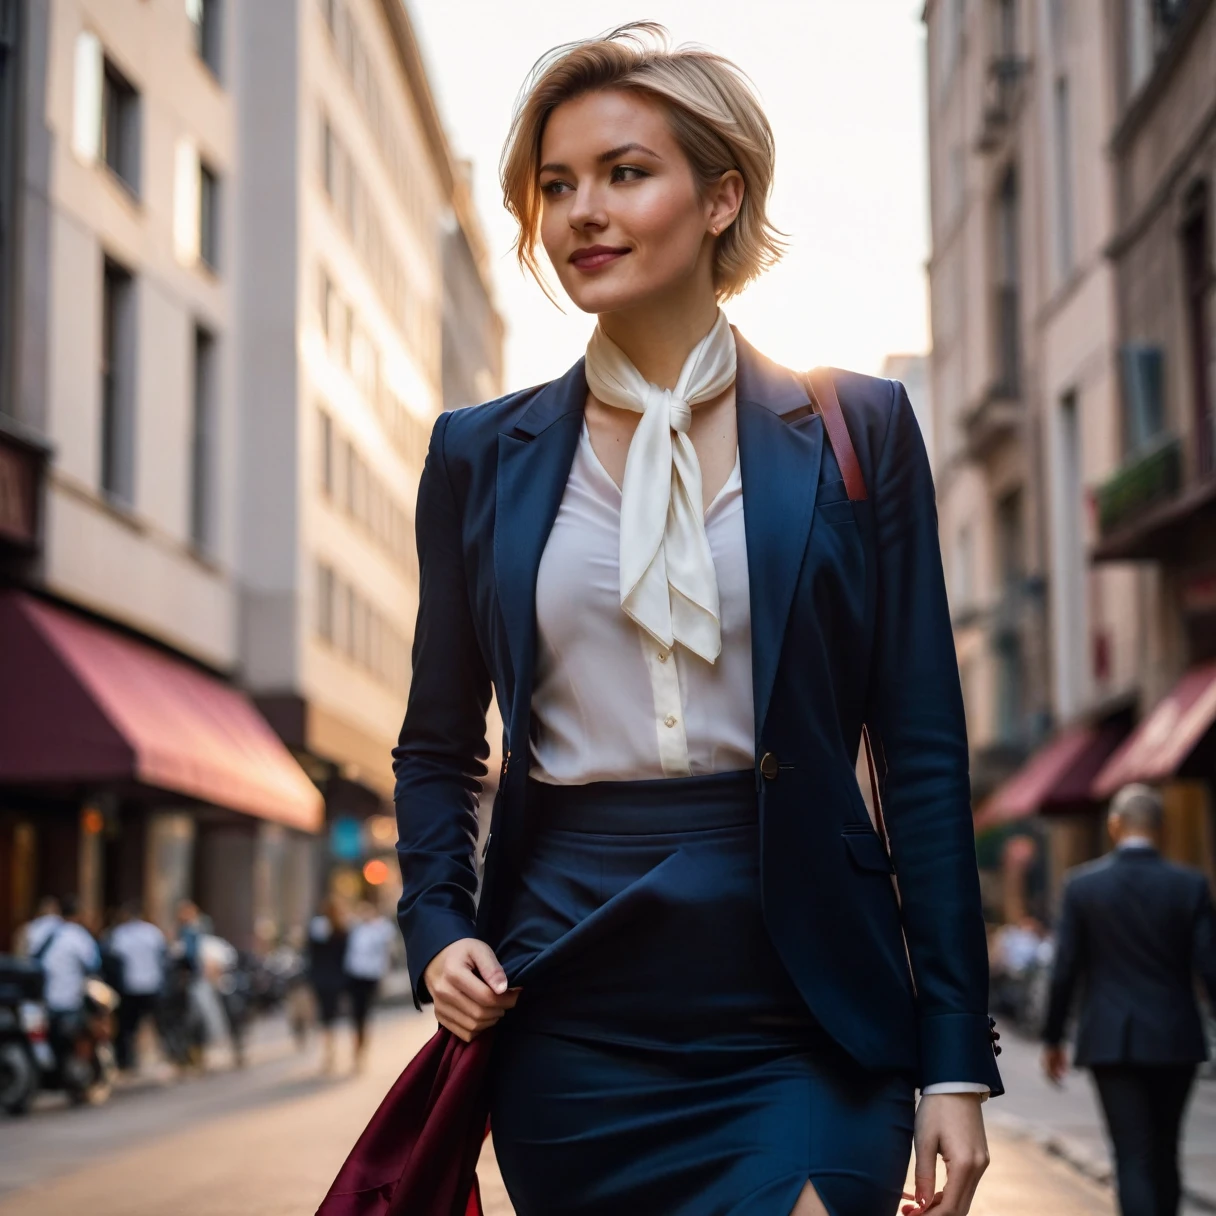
[465,939,510,995]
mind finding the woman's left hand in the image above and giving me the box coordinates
[902,1093,989,1215]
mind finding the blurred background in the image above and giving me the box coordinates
[0,1,1213,1213]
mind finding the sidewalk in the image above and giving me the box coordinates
[990,1027,1216,1211]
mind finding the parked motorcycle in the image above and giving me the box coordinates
[0,957,119,1113]
[0,956,50,1116]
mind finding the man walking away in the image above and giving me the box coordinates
[20,896,62,958]
[39,896,102,1065]
[1042,783,1216,1216]
[107,902,166,1072]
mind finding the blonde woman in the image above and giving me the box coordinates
[394,24,1002,1216]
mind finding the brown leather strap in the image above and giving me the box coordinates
[804,367,868,502]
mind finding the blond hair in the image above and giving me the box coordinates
[500,22,785,302]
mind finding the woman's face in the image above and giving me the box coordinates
[537,89,737,316]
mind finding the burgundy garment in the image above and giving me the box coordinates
[317,1026,494,1216]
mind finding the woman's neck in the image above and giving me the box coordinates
[596,287,720,390]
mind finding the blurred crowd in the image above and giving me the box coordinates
[1,891,402,1114]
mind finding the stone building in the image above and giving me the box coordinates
[232,0,504,906]
[0,0,321,950]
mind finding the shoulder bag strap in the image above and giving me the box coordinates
[799,368,889,860]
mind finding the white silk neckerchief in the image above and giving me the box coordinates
[583,310,737,664]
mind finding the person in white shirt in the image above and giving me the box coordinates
[107,902,167,1072]
[38,895,101,1071]
[343,901,395,1071]
[21,896,62,958]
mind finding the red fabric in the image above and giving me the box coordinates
[317,1027,494,1216]
[0,592,322,830]
[1093,660,1216,798]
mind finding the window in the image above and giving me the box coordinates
[321,117,337,201]
[102,59,140,192]
[954,523,975,608]
[316,562,335,642]
[186,0,222,78]
[1053,76,1075,279]
[318,267,333,338]
[1056,390,1087,711]
[199,162,219,268]
[190,327,216,550]
[318,408,334,496]
[1120,343,1165,452]
[73,33,140,194]
[101,259,135,503]
[174,142,219,271]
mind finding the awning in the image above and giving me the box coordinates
[0,593,323,831]
[973,722,1128,833]
[1093,661,1216,799]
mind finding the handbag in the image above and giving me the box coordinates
[315,1024,495,1216]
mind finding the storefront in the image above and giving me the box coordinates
[1092,661,1216,885]
[0,592,324,949]
[972,718,1130,920]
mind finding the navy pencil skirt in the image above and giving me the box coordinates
[488,771,915,1216]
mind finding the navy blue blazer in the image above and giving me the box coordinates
[1043,847,1216,1066]
[393,331,1003,1094]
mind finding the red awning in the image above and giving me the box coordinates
[1093,661,1216,799]
[973,722,1128,833]
[0,593,323,831]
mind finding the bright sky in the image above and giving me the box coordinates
[410,1,930,390]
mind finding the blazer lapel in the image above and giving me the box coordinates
[734,331,825,743]
[494,358,587,743]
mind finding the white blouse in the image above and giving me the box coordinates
[529,421,754,785]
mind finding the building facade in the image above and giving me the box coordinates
[0,0,322,951]
[232,0,503,906]
[925,0,1216,915]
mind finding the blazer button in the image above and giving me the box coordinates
[759,752,779,780]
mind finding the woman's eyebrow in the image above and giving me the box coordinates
[538,143,663,175]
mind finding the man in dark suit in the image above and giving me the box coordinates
[1043,783,1216,1216]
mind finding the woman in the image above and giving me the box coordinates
[394,24,1002,1216]
[306,896,348,1075]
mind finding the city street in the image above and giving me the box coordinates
[4,1006,1208,1216]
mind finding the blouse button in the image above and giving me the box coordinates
[657,650,669,663]
[664,714,678,728]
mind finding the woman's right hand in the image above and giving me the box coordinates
[423,938,519,1042]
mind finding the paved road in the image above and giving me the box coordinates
[0,1007,1126,1215]
[989,1026,1216,1211]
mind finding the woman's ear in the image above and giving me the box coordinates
[707,169,745,236]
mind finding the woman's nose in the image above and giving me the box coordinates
[568,185,607,231]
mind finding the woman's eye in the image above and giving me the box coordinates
[540,180,571,196]
[612,165,648,183]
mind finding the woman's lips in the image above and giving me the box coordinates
[569,247,630,272]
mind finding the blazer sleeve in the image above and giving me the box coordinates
[865,380,1001,1092]
[393,411,494,1008]
[1042,877,1084,1047]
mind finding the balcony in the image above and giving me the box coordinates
[1091,433,1216,561]
[976,56,1030,153]
[961,384,1021,461]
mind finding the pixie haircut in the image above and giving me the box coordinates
[500,22,785,302]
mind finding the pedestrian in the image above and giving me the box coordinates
[18,895,62,958]
[343,901,394,1072]
[306,897,348,1075]
[38,895,102,1064]
[1042,783,1216,1216]
[106,901,166,1072]
[391,23,1001,1216]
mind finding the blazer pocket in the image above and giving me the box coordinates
[818,501,856,526]
[841,828,895,874]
